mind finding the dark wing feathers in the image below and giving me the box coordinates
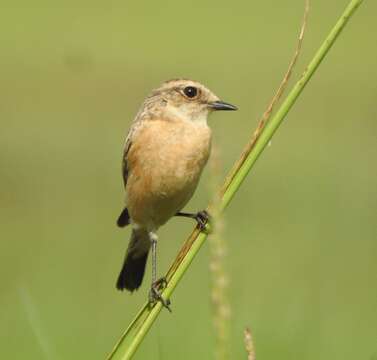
[117,118,145,227]
[117,136,132,227]
[122,138,132,189]
[117,207,130,227]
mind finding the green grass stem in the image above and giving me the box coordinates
[106,1,364,358]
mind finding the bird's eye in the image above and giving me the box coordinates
[183,86,198,98]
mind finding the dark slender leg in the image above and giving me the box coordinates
[148,232,171,312]
[175,210,210,230]
[151,234,157,284]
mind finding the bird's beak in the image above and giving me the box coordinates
[210,100,238,111]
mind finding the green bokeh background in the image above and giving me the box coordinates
[1,1,376,359]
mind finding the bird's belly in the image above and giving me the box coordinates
[127,121,211,229]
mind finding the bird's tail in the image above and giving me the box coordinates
[116,228,151,291]
[116,207,130,227]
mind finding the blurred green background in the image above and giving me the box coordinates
[1,1,376,359]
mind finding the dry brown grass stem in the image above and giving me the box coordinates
[219,0,309,198]
[166,0,310,282]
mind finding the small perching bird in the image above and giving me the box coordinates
[116,79,237,309]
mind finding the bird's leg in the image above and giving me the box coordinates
[148,232,171,312]
[175,210,211,231]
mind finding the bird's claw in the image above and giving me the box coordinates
[153,276,168,288]
[149,277,171,312]
[195,210,211,232]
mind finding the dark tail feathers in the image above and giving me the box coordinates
[116,229,150,291]
[116,252,148,291]
[117,207,130,227]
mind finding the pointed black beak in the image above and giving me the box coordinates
[210,100,238,111]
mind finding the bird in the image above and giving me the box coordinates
[116,79,237,309]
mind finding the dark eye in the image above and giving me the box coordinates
[183,86,198,98]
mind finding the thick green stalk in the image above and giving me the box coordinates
[106,1,364,359]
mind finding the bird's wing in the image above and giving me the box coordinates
[117,134,132,227]
[122,116,145,189]
[122,134,132,189]
[122,97,151,189]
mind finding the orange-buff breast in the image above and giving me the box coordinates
[126,119,212,229]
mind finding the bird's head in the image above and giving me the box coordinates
[142,79,237,124]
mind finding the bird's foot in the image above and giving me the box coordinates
[194,210,211,231]
[175,210,211,232]
[149,277,171,312]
